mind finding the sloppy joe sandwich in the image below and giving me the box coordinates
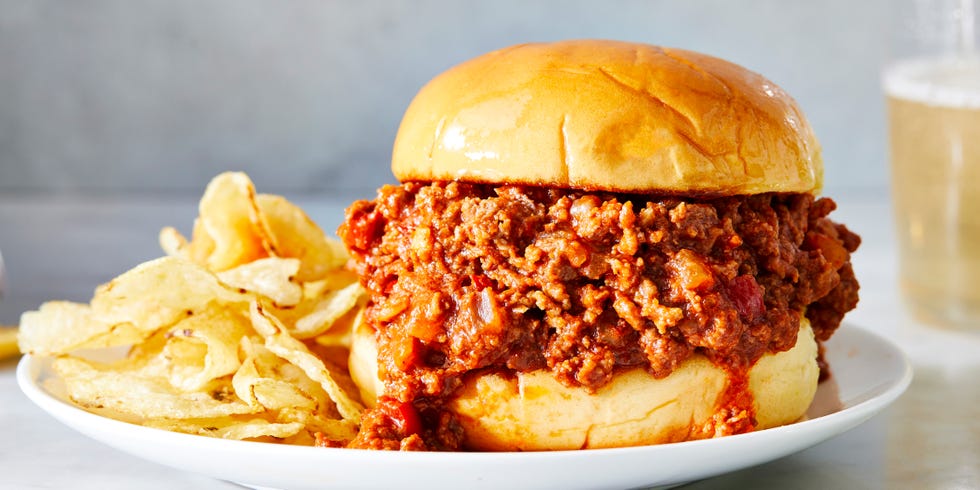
[338,39,860,451]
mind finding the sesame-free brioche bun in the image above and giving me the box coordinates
[349,315,819,451]
[392,40,822,196]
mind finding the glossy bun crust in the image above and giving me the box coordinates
[392,40,822,196]
[349,317,819,451]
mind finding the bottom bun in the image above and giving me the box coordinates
[349,317,819,451]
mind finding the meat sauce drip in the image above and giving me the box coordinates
[339,182,860,450]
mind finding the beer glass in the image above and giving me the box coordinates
[884,0,980,328]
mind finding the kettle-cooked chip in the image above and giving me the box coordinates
[145,417,306,441]
[217,257,303,307]
[158,226,189,258]
[255,194,347,282]
[275,407,358,442]
[198,172,272,271]
[292,282,363,340]
[250,301,363,423]
[21,172,367,447]
[156,309,249,391]
[91,257,248,338]
[233,337,318,411]
[186,217,218,265]
[53,357,257,419]
[19,302,144,356]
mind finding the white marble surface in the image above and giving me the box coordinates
[1,192,978,489]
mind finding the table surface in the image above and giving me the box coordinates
[1,191,978,490]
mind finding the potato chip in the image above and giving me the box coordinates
[249,301,363,423]
[54,357,257,419]
[157,309,249,391]
[217,257,303,307]
[160,338,209,387]
[255,194,347,281]
[275,407,358,441]
[22,171,369,447]
[234,362,316,412]
[198,172,271,271]
[186,217,218,264]
[233,337,357,443]
[233,337,318,411]
[158,226,188,258]
[91,257,247,338]
[159,219,219,265]
[311,320,356,350]
[145,417,305,440]
[270,269,361,339]
[291,282,363,339]
[18,302,144,356]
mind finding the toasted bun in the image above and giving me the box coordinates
[392,40,822,196]
[349,317,819,451]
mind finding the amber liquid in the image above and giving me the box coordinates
[886,61,980,328]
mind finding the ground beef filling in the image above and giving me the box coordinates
[339,182,860,450]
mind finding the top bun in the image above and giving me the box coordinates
[392,40,822,196]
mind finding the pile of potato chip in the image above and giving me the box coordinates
[18,172,366,445]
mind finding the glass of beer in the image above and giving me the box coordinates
[884,0,980,328]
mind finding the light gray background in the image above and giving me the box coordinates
[1,0,898,198]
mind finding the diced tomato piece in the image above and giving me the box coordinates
[378,397,422,436]
[727,275,765,321]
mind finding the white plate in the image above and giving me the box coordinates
[18,324,911,490]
